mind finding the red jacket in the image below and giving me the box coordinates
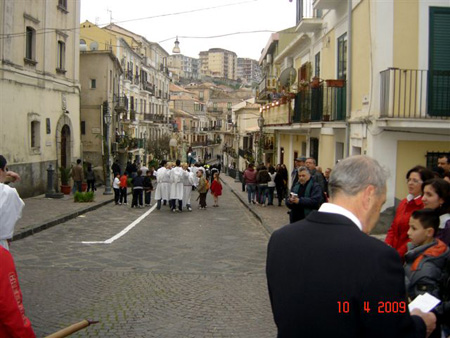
[211,179,222,196]
[0,247,35,338]
[385,197,424,261]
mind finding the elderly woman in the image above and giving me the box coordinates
[422,178,450,245]
[385,165,434,261]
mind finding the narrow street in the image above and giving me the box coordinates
[11,184,276,337]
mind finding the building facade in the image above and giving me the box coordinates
[258,0,450,209]
[0,0,81,197]
[237,58,262,85]
[168,54,200,82]
[199,48,238,80]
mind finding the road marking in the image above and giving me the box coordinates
[82,204,157,244]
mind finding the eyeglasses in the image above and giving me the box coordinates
[407,178,423,184]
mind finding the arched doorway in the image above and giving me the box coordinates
[61,125,71,168]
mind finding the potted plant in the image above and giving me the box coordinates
[311,77,322,88]
[59,166,72,195]
[326,79,346,88]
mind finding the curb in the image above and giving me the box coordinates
[220,177,274,236]
[12,198,114,242]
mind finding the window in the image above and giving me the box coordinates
[315,52,321,78]
[58,0,67,10]
[57,41,66,72]
[90,79,96,89]
[337,34,347,80]
[46,118,51,134]
[31,121,40,149]
[81,121,86,135]
[25,27,36,62]
[199,91,204,100]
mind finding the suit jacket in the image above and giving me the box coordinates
[266,211,426,338]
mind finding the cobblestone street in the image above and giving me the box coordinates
[11,184,276,337]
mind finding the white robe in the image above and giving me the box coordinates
[154,167,171,201]
[170,166,184,200]
[182,170,195,207]
[0,183,25,250]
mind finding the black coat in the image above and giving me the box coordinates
[266,211,426,338]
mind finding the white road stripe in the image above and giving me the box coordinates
[82,204,157,244]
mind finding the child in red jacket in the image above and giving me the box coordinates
[210,173,222,207]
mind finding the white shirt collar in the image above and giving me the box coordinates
[318,203,363,231]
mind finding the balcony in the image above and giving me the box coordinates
[143,82,154,94]
[313,0,341,10]
[380,68,450,119]
[292,85,346,123]
[114,96,128,113]
[296,0,322,33]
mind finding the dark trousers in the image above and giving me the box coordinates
[276,185,285,206]
[170,199,182,210]
[145,190,152,205]
[114,188,120,204]
[120,187,127,204]
[132,188,143,207]
[199,193,207,207]
[87,180,95,192]
[268,186,275,205]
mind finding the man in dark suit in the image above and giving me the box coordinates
[266,155,436,338]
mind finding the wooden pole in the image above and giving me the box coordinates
[45,320,99,338]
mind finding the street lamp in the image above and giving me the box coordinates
[143,129,147,165]
[257,115,265,164]
[234,122,240,183]
[103,104,113,195]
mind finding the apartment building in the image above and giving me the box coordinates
[199,48,238,80]
[237,58,262,85]
[168,54,200,82]
[0,0,81,197]
[80,21,171,165]
[259,0,450,209]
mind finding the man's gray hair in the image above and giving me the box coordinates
[306,157,316,165]
[329,156,388,197]
[297,166,310,174]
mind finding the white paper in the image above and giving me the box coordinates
[408,292,441,313]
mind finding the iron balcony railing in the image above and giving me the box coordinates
[114,96,128,112]
[292,85,347,123]
[380,68,450,118]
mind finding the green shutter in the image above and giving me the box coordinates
[428,7,450,116]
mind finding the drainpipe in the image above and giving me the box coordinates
[345,0,352,157]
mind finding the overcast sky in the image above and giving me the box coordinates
[80,0,296,60]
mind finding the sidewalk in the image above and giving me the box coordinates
[220,174,290,235]
[13,188,115,241]
[220,173,387,240]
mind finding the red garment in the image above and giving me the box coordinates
[119,175,128,188]
[243,168,257,184]
[210,179,222,196]
[0,247,35,338]
[385,197,424,260]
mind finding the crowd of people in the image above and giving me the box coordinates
[111,159,223,212]
[1,150,450,337]
[267,154,450,338]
